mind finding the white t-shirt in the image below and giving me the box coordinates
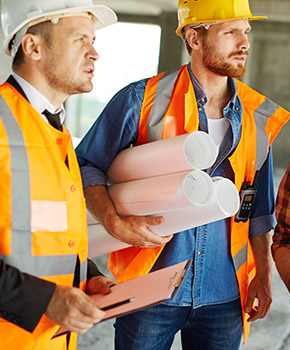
[207,117,230,148]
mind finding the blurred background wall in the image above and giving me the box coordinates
[0,0,289,169]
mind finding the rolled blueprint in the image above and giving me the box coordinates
[87,178,240,257]
[86,209,99,226]
[87,223,130,258]
[108,170,214,216]
[106,131,218,183]
[148,177,240,236]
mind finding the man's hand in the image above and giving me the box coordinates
[108,215,173,248]
[245,232,273,322]
[86,275,116,295]
[84,185,173,248]
[244,272,272,322]
[45,285,105,334]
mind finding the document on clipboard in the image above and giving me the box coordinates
[92,259,191,321]
[52,260,191,338]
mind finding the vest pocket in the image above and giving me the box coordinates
[31,200,67,232]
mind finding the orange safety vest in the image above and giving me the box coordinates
[108,65,290,341]
[0,82,88,350]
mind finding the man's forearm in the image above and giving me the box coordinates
[273,247,290,292]
[245,232,273,321]
[250,231,273,275]
[84,185,119,233]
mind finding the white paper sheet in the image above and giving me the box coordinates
[107,131,218,183]
[148,177,240,236]
[108,170,213,216]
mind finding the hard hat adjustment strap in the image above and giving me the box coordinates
[11,25,28,58]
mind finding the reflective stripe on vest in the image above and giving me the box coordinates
[253,98,279,171]
[232,242,248,273]
[147,68,180,142]
[0,95,87,281]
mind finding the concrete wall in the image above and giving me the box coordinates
[243,19,290,169]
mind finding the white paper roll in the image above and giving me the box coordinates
[87,223,130,258]
[108,170,213,216]
[107,131,218,183]
[148,177,240,236]
[86,178,240,257]
[86,209,98,226]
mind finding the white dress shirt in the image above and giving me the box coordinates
[12,73,66,125]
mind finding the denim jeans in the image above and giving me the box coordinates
[114,298,243,350]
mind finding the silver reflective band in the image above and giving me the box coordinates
[0,95,78,278]
[1,255,77,276]
[254,98,279,171]
[0,95,31,255]
[233,243,248,272]
[10,25,28,58]
[80,260,88,283]
[147,68,180,142]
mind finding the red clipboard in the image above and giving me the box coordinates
[52,260,191,338]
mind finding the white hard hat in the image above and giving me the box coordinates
[1,0,118,57]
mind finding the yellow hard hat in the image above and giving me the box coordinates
[176,0,267,37]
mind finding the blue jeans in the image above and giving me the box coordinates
[114,298,243,350]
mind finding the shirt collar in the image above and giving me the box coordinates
[12,73,66,124]
[186,63,239,111]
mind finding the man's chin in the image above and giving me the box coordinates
[75,83,94,94]
[228,63,246,79]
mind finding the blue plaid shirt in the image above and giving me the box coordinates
[76,64,276,308]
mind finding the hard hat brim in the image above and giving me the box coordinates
[4,4,117,56]
[176,15,268,37]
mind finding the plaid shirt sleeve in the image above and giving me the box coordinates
[272,161,290,255]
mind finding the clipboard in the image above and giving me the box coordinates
[92,259,191,321]
[52,259,191,338]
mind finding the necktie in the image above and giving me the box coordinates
[42,109,62,131]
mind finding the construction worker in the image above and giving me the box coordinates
[76,0,290,349]
[0,0,117,349]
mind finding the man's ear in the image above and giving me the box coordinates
[21,33,42,60]
[185,28,202,52]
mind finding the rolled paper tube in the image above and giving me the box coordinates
[86,209,98,226]
[106,131,218,183]
[87,223,130,258]
[108,170,214,216]
[86,178,240,256]
[148,177,240,236]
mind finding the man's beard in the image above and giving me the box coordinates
[202,41,248,78]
